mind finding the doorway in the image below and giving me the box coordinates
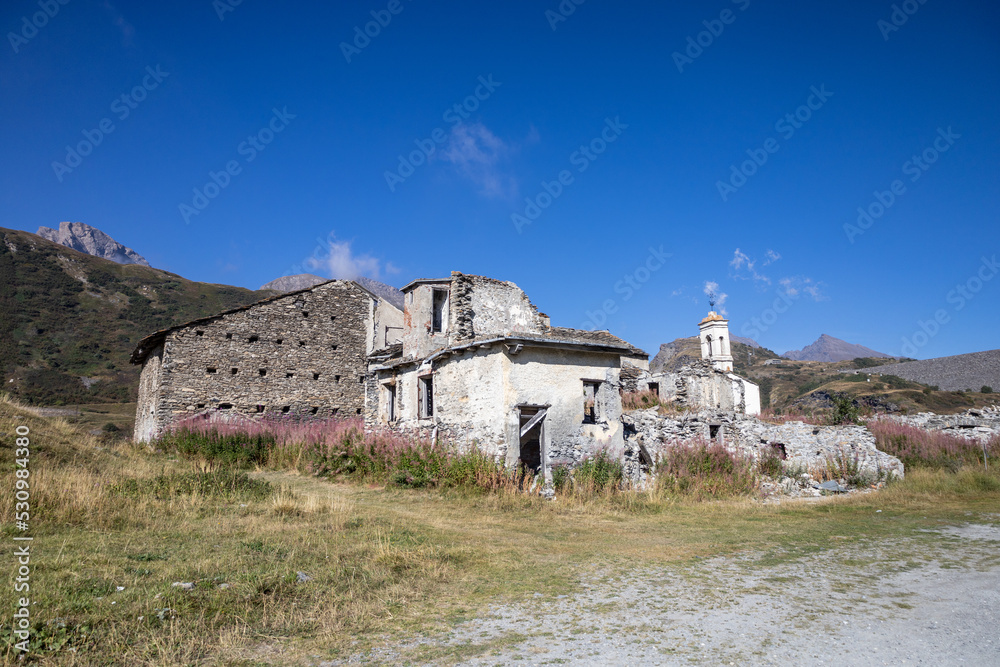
[517,407,545,475]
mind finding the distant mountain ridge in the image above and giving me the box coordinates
[37,221,149,267]
[783,334,892,362]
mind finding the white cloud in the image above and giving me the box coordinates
[778,276,826,301]
[730,247,777,286]
[440,122,516,198]
[303,235,389,280]
[703,281,729,315]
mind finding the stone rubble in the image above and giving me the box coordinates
[622,407,904,496]
[889,405,1000,443]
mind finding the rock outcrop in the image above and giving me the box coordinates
[36,222,149,266]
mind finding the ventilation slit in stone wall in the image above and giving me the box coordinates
[218,403,232,410]
[231,368,238,375]
[281,406,290,414]
[207,367,217,374]
[313,373,320,380]
[248,335,259,343]
[259,369,267,377]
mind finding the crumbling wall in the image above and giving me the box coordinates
[623,409,904,481]
[640,361,759,415]
[450,272,546,343]
[890,406,1000,443]
[136,281,372,441]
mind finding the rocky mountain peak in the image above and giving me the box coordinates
[36,222,149,267]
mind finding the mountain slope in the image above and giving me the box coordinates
[0,228,275,405]
[649,336,779,376]
[783,334,892,362]
[260,273,328,292]
[37,221,150,266]
[859,350,1000,392]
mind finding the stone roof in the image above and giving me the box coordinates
[129,279,383,365]
[369,327,647,370]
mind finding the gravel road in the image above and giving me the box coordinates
[330,521,1000,666]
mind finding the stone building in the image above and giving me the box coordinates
[131,279,402,442]
[639,311,761,415]
[366,272,648,477]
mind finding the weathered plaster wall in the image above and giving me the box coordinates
[135,281,373,441]
[642,361,760,415]
[506,347,624,468]
[134,344,163,442]
[373,300,404,351]
[402,281,452,359]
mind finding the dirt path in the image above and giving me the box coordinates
[260,473,1000,666]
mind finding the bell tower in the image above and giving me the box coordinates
[699,311,733,372]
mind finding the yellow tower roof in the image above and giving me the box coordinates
[699,311,726,324]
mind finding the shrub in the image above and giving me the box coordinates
[622,389,662,411]
[982,386,993,394]
[827,394,860,425]
[572,450,624,493]
[868,418,996,470]
[654,439,759,499]
[756,447,784,478]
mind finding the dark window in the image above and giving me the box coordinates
[225,333,233,340]
[248,335,259,343]
[331,407,339,416]
[218,403,232,410]
[419,376,434,418]
[309,406,318,415]
[330,315,336,321]
[298,341,306,347]
[259,369,267,377]
[356,408,362,415]
[335,375,341,383]
[276,338,283,345]
[303,311,309,318]
[195,330,204,336]
[648,382,659,397]
[331,344,338,351]
[431,289,448,333]
[385,384,397,422]
[196,404,205,409]
[256,405,265,413]
[207,367,217,374]
[359,375,365,384]
[281,406,290,414]
[583,381,600,424]
[285,372,294,378]
[709,424,722,442]
[231,368,238,375]
[313,373,320,380]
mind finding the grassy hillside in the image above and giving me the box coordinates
[0,228,275,405]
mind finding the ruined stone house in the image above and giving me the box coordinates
[637,311,761,415]
[130,279,403,442]
[366,272,648,477]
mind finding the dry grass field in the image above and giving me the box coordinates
[1,394,998,665]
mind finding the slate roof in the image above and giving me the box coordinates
[129,279,384,364]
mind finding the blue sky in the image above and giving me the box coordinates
[2,0,998,359]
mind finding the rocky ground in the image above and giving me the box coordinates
[861,350,1000,393]
[324,520,1000,666]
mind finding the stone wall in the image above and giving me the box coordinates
[450,272,546,343]
[623,408,904,482]
[134,280,375,441]
[889,405,1000,443]
[641,360,760,415]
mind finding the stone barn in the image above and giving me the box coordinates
[131,279,402,442]
[366,272,648,479]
